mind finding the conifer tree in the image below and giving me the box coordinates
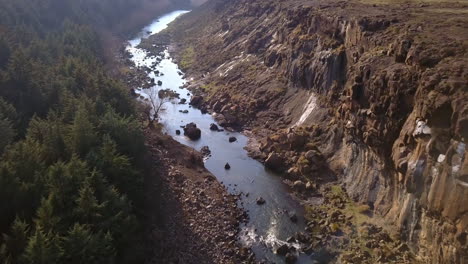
[59,224,115,264]
[34,196,61,234]
[67,106,97,157]
[0,218,30,263]
[74,177,103,224]
[21,228,60,264]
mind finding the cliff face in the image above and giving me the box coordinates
[158,0,468,262]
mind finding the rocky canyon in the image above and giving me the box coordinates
[138,0,468,263]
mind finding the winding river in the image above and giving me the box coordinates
[127,10,310,263]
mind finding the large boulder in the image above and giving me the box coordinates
[287,132,307,150]
[183,123,201,140]
[305,150,323,164]
[265,152,285,171]
[190,95,203,107]
[215,112,237,127]
[210,123,219,131]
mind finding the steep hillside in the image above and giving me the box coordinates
[144,0,468,262]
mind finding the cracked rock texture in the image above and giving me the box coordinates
[146,0,468,262]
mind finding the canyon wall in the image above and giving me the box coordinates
[159,0,468,262]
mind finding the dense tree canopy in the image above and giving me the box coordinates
[0,0,164,263]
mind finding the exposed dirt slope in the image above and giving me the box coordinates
[143,0,468,263]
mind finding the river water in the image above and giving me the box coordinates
[127,10,310,263]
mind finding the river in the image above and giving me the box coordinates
[126,10,311,263]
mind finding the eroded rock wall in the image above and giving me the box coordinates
[161,0,468,262]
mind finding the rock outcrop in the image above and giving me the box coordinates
[155,0,468,262]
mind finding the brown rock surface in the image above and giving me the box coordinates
[143,0,468,262]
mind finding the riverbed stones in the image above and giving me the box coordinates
[176,130,181,135]
[256,197,266,205]
[183,123,201,140]
[229,136,237,143]
[225,163,231,170]
[201,146,211,157]
[179,98,187,104]
[158,89,179,99]
[210,123,219,131]
[179,110,189,114]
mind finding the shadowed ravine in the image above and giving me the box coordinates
[126,10,315,263]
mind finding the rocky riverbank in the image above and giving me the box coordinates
[144,129,253,263]
[140,0,468,263]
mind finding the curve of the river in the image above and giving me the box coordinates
[127,10,310,263]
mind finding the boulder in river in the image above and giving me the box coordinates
[265,152,285,171]
[229,136,237,143]
[158,89,179,99]
[289,212,298,223]
[210,123,219,131]
[256,197,265,205]
[175,130,181,135]
[179,110,189,114]
[179,98,187,104]
[190,95,203,107]
[224,163,231,170]
[157,80,163,86]
[276,244,289,256]
[183,123,201,140]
